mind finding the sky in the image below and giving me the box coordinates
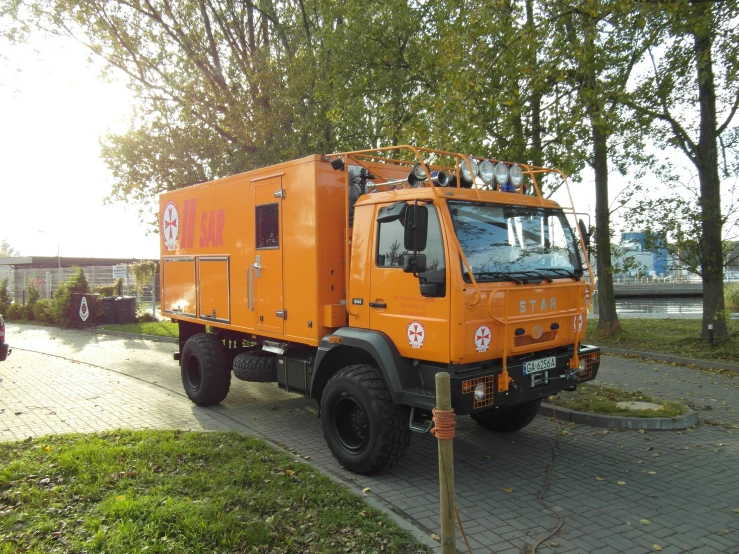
[0,34,160,260]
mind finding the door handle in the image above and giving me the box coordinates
[369,302,387,309]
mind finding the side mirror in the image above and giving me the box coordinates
[403,204,428,251]
[403,253,427,274]
[578,219,591,250]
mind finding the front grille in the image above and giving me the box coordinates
[462,375,495,409]
[578,351,600,380]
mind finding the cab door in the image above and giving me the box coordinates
[368,204,450,362]
[253,178,285,334]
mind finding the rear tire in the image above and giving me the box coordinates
[320,365,410,475]
[471,399,542,432]
[233,351,276,382]
[180,333,231,406]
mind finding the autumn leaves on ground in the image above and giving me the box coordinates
[0,431,430,554]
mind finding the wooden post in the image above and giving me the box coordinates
[435,371,456,553]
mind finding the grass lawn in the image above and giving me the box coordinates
[553,383,688,418]
[586,318,739,364]
[0,430,430,554]
[99,321,179,338]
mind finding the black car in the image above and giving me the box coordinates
[0,314,10,361]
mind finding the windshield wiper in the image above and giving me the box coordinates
[468,271,554,284]
[534,267,581,280]
[467,272,524,284]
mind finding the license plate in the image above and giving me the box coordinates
[523,356,556,375]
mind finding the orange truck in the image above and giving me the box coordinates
[159,145,600,474]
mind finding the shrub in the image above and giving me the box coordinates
[137,312,157,323]
[51,267,90,326]
[6,302,23,320]
[0,278,11,316]
[93,278,124,298]
[32,299,54,323]
[726,283,739,311]
[23,278,41,320]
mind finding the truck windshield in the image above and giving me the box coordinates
[448,201,583,283]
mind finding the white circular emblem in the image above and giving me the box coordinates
[532,325,543,339]
[162,201,180,251]
[79,297,89,322]
[407,321,426,349]
[474,324,492,353]
[574,314,583,333]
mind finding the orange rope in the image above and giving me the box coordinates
[430,407,456,439]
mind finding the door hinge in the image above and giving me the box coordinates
[274,188,286,199]
[276,309,287,320]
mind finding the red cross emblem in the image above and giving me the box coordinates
[162,201,179,251]
[474,324,492,352]
[406,321,426,348]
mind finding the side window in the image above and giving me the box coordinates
[256,203,279,249]
[375,206,446,296]
[376,218,406,267]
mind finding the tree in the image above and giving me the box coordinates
[624,0,739,338]
[0,239,20,257]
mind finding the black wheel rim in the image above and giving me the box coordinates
[332,394,370,454]
[185,356,202,391]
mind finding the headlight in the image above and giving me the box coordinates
[478,160,495,184]
[474,382,486,401]
[460,157,478,183]
[411,163,428,182]
[509,164,523,188]
[494,162,509,186]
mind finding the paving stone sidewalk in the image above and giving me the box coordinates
[2,323,738,554]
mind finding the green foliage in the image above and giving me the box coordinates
[22,278,41,320]
[93,278,124,298]
[51,267,90,326]
[0,238,20,257]
[136,311,157,323]
[131,261,157,293]
[726,283,739,310]
[32,299,54,323]
[0,277,10,316]
[5,302,23,320]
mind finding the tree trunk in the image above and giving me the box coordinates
[592,117,621,334]
[693,7,727,338]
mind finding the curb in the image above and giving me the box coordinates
[539,402,698,430]
[601,347,739,373]
[88,328,178,343]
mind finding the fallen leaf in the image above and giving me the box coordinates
[43,446,51,452]
[653,545,662,551]
[640,519,651,525]
[648,471,657,475]
[115,495,126,502]
[431,533,440,541]
[617,481,627,485]
[732,508,739,513]
[362,487,371,493]
[595,477,604,481]
[503,488,513,493]
[550,542,559,548]
[284,469,295,476]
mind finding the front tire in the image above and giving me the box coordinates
[471,399,542,432]
[180,333,231,406]
[320,365,411,475]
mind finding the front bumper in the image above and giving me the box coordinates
[448,345,600,415]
